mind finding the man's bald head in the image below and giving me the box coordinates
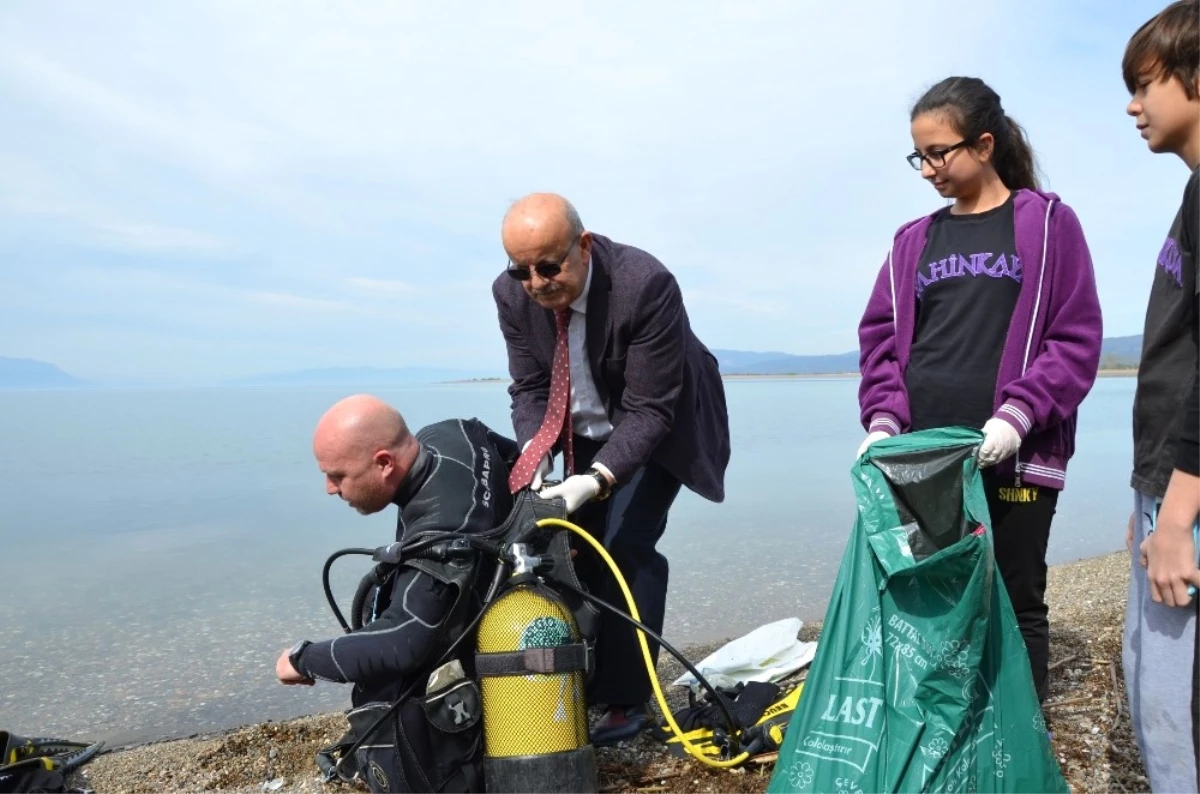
[501,193,591,311]
[313,394,419,515]
[314,394,410,456]
[502,193,584,250]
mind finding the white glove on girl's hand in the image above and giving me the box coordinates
[857,431,891,459]
[537,474,600,514]
[978,418,1021,467]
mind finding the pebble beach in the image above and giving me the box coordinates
[66,550,1146,794]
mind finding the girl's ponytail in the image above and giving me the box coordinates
[911,77,1042,192]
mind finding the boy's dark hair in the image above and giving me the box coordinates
[911,76,1041,192]
[1123,0,1200,100]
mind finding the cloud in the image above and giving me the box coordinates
[93,223,227,252]
[0,45,275,179]
[0,0,1183,381]
[0,156,230,254]
[344,277,417,296]
[69,266,362,314]
[683,289,790,317]
[5,202,227,254]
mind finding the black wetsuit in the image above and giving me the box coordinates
[294,417,517,705]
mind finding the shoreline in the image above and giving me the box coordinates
[74,549,1145,794]
[0,370,1137,391]
[443,369,1138,384]
[87,547,1122,753]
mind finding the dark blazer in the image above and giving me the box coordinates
[492,234,730,503]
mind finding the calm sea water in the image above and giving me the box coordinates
[0,377,1135,745]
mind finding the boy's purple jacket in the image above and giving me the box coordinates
[858,189,1103,489]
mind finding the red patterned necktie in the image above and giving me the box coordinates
[508,309,575,493]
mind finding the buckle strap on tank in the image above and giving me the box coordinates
[474,643,589,676]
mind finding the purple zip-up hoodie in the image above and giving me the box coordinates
[858,189,1103,489]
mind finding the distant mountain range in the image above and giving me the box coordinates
[713,348,860,376]
[228,366,504,387]
[712,334,1143,375]
[0,335,1145,389]
[0,356,90,389]
[1098,335,1143,368]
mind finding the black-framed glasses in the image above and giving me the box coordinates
[906,140,971,170]
[505,236,580,281]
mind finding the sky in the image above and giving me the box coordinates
[0,0,1190,384]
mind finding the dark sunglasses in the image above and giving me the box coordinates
[505,237,579,281]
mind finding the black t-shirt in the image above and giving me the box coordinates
[1133,167,1200,494]
[907,195,1022,432]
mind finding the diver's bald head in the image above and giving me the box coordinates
[312,394,419,515]
[501,193,590,312]
[314,394,410,456]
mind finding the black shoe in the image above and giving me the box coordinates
[590,704,652,747]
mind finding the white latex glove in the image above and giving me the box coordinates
[857,431,891,459]
[518,440,554,491]
[537,474,600,514]
[530,453,553,491]
[978,418,1021,467]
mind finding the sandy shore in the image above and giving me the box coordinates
[71,551,1145,794]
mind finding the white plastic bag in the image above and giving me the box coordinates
[672,617,817,693]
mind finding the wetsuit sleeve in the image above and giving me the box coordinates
[590,268,685,483]
[493,278,550,448]
[994,203,1103,439]
[1174,173,1200,476]
[294,565,456,684]
[858,255,910,436]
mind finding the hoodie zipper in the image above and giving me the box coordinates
[1012,199,1054,488]
[889,245,897,336]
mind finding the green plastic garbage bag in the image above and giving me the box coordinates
[767,427,1067,794]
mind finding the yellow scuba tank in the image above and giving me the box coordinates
[474,544,598,793]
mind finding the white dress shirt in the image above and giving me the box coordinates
[568,260,614,441]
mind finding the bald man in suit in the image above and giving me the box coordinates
[492,193,731,746]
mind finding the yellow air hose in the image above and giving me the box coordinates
[535,518,752,769]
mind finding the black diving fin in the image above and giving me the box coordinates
[0,734,104,777]
[0,732,104,794]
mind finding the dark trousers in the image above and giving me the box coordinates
[569,435,682,708]
[982,470,1058,703]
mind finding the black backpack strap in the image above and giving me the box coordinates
[475,644,589,677]
[315,729,358,784]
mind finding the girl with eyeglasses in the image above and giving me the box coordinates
[855,76,1104,704]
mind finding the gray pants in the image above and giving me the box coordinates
[1122,489,1199,793]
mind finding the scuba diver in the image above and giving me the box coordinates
[274,394,517,794]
